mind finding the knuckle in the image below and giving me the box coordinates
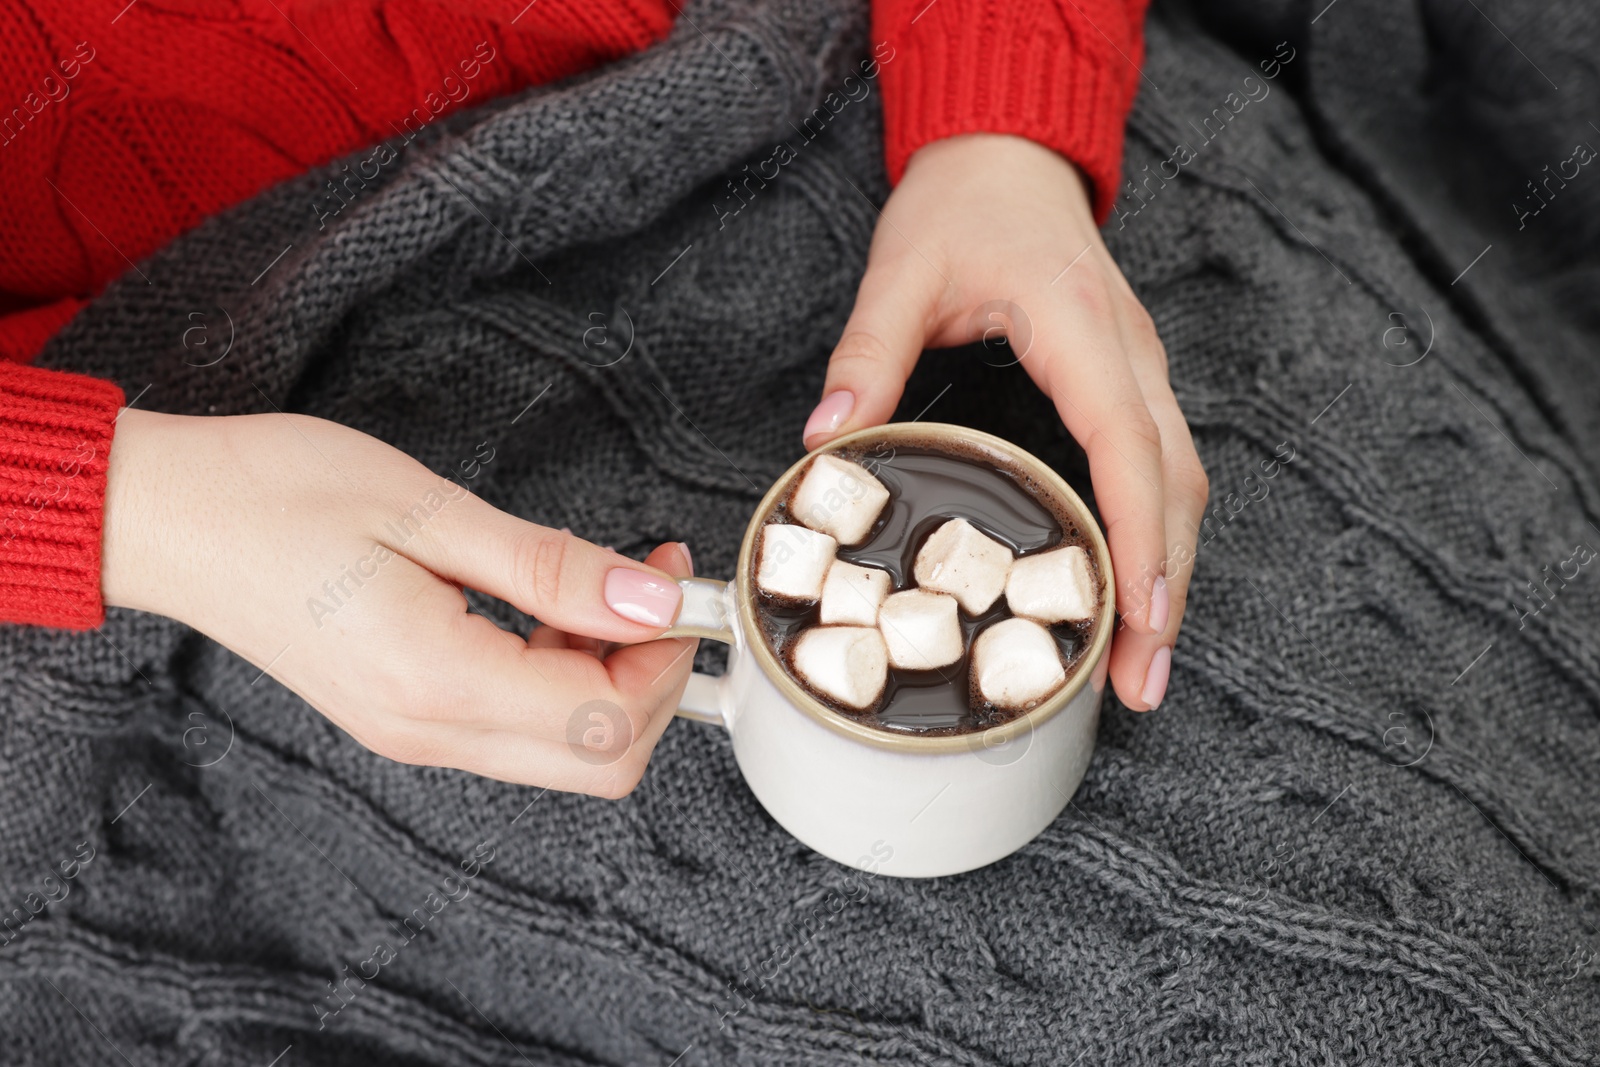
[1176,458,1211,509]
[1123,300,1158,340]
[1165,571,1194,612]
[1150,339,1171,376]
[829,330,896,373]
[1063,274,1114,320]
[1126,304,1169,370]
[1092,400,1163,458]
[516,529,569,608]
[380,480,458,559]
[1161,425,1210,506]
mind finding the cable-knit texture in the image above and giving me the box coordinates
[0,0,677,365]
[2,0,1598,1063]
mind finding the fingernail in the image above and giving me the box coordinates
[1140,645,1171,710]
[678,541,694,576]
[1148,574,1169,634]
[604,568,682,627]
[803,390,855,445]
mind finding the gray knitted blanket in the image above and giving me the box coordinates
[7,0,1600,1062]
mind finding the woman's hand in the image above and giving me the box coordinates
[103,409,697,797]
[804,133,1207,711]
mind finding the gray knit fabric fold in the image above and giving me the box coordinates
[5,0,1599,1062]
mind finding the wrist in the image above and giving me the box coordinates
[902,133,1097,226]
[102,408,201,619]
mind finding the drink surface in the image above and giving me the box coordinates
[753,440,1100,735]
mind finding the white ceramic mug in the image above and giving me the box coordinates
[662,423,1114,878]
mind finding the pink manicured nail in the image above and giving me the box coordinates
[1148,574,1169,633]
[1141,645,1171,710]
[678,542,694,575]
[803,390,855,444]
[604,568,682,627]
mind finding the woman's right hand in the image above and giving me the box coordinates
[102,410,697,798]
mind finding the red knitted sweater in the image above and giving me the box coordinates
[0,0,1147,629]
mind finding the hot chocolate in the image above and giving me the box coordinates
[750,436,1102,735]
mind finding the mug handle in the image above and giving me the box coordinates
[659,577,734,728]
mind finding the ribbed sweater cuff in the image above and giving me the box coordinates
[0,362,124,630]
[876,2,1141,225]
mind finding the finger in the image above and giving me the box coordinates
[440,650,696,798]
[390,485,692,643]
[457,542,698,795]
[804,245,947,449]
[433,631,696,797]
[339,544,696,793]
[1110,376,1208,710]
[594,538,699,720]
[338,563,684,747]
[526,540,691,658]
[1027,292,1169,634]
[583,539,698,791]
[408,696,679,797]
[396,543,691,735]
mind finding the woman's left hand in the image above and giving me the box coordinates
[803,133,1208,712]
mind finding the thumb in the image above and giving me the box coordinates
[805,251,946,449]
[398,487,691,643]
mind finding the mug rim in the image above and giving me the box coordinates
[734,422,1115,754]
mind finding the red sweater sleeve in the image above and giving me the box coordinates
[872,0,1149,223]
[0,362,123,629]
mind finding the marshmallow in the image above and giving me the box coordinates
[912,518,1014,615]
[819,560,892,627]
[790,455,891,545]
[877,590,963,671]
[972,617,1066,709]
[791,626,888,710]
[756,523,837,601]
[1005,544,1096,623]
